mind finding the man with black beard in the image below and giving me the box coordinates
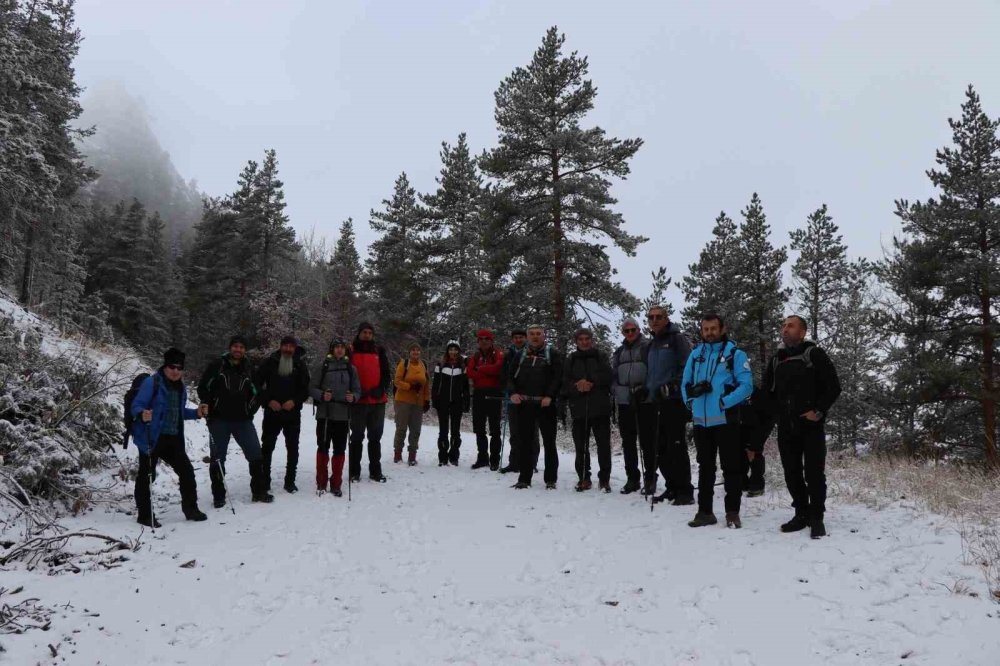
[255,336,311,493]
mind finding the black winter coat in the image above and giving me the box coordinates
[562,348,613,419]
[763,341,841,432]
[739,386,775,452]
[432,358,470,409]
[197,355,260,421]
[507,344,563,399]
[254,349,311,411]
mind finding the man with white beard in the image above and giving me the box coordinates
[255,336,311,494]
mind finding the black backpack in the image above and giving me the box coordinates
[123,372,159,449]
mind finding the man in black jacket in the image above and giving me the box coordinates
[197,335,272,506]
[764,315,841,538]
[255,336,311,494]
[508,325,563,489]
[563,329,614,492]
[499,328,528,474]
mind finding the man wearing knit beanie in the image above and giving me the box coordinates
[130,347,207,527]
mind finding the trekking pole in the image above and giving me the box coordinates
[650,400,662,513]
[631,388,647,503]
[498,399,508,471]
[145,421,156,534]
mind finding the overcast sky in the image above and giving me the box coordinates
[73,0,1000,315]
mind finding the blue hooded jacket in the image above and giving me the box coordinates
[681,339,753,428]
[130,370,200,454]
[645,323,691,401]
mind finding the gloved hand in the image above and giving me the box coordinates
[632,386,649,404]
[412,382,422,393]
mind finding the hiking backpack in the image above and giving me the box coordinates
[123,372,159,449]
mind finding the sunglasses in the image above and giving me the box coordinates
[646,314,665,321]
[166,364,184,371]
[622,327,638,334]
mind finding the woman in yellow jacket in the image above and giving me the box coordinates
[393,343,431,465]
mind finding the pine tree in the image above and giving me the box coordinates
[480,27,645,340]
[328,218,364,339]
[733,193,788,379]
[680,212,741,334]
[364,173,430,349]
[421,133,490,342]
[789,205,849,345]
[889,86,1000,468]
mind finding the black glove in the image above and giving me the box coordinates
[632,386,649,404]
[411,383,422,393]
[368,387,385,400]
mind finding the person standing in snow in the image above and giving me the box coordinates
[740,386,774,498]
[432,341,470,466]
[198,335,272,505]
[508,325,563,490]
[611,317,654,494]
[311,339,360,496]
[681,313,754,528]
[764,315,841,539]
[254,335,311,494]
[467,330,504,470]
[563,328,614,492]
[132,347,208,527]
[349,322,392,482]
[499,328,532,475]
[645,305,695,504]
[393,343,431,466]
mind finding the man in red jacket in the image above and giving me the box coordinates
[467,329,505,470]
[349,322,391,483]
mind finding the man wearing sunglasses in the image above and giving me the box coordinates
[611,316,653,494]
[644,305,695,504]
[132,348,209,527]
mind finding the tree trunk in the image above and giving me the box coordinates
[979,216,998,470]
[552,155,564,328]
[19,220,35,305]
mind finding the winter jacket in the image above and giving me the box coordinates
[681,339,753,428]
[507,344,563,399]
[763,341,841,432]
[394,359,431,406]
[611,335,650,405]
[646,323,692,401]
[432,357,470,409]
[467,347,505,393]
[131,369,199,454]
[351,339,391,404]
[197,354,260,421]
[310,355,361,422]
[254,348,311,411]
[740,386,775,453]
[562,347,613,419]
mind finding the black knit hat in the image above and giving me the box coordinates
[357,321,375,335]
[574,327,594,340]
[329,337,348,350]
[280,335,298,347]
[510,328,527,337]
[163,347,185,368]
[228,334,248,348]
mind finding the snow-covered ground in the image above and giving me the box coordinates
[4,406,999,666]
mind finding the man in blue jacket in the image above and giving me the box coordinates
[132,348,208,527]
[681,313,754,528]
[645,305,695,504]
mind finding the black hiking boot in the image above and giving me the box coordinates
[725,512,742,529]
[349,474,361,483]
[640,479,657,497]
[599,480,611,493]
[370,473,388,483]
[688,512,718,528]
[671,495,695,506]
[620,479,640,495]
[252,491,274,503]
[137,516,162,529]
[781,514,809,533]
[746,488,765,498]
[512,481,530,489]
[810,518,827,539]
[183,505,208,522]
[545,482,557,490]
[499,465,518,474]
[213,497,226,509]
[284,480,298,494]
[332,488,343,497]
[575,479,592,492]
[471,457,490,469]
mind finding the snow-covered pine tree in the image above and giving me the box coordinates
[789,204,849,345]
[327,218,365,340]
[888,86,1000,468]
[680,212,741,335]
[732,193,788,381]
[480,27,645,343]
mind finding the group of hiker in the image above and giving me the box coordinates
[128,309,841,538]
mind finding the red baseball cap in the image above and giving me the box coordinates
[476,329,494,340]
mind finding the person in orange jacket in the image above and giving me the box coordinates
[467,329,505,470]
[393,343,431,466]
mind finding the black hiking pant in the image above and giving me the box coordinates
[472,391,502,464]
[572,415,612,484]
[743,450,765,492]
[618,401,656,484]
[693,424,743,514]
[262,409,301,487]
[516,402,558,485]
[648,400,694,498]
[436,402,463,464]
[777,424,827,518]
[349,403,386,478]
[135,434,199,522]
